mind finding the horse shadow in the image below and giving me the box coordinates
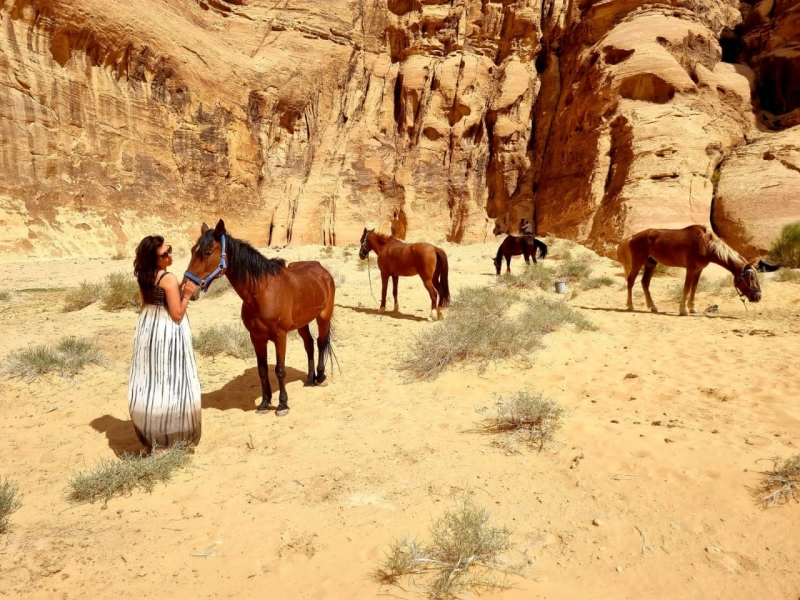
[575,305,739,320]
[90,414,146,456]
[337,303,429,322]
[201,366,307,412]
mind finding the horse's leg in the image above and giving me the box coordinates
[392,275,399,312]
[688,269,702,314]
[380,271,389,312]
[642,258,659,313]
[252,335,273,413]
[505,255,511,273]
[297,325,315,387]
[626,257,645,311]
[315,318,331,387]
[274,331,290,416]
[523,249,530,265]
[423,277,438,321]
[679,268,695,316]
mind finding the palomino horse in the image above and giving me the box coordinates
[618,225,761,316]
[494,235,548,274]
[358,228,450,320]
[184,220,335,416]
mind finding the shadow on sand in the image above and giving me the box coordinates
[575,305,740,320]
[337,303,429,322]
[201,366,307,412]
[90,415,145,455]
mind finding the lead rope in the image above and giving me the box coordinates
[361,237,380,307]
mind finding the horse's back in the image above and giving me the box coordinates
[626,224,712,267]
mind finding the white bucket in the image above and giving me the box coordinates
[554,281,566,294]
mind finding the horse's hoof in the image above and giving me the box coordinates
[379,307,386,313]
[303,380,315,387]
[256,407,272,415]
[276,407,289,417]
[315,379,329,388]
[626,306,634,312]
[650,307,659,314]
[679,311,688,316]
[689,308,698,314]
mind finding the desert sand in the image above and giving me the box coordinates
[1,239,799,600]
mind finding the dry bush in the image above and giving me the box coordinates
[497,263,553,291]
[193,324,253,359]
[357,256,378,272]
[754,455,800,508]
[320,245,335,257]
[101,272,141,311]
[2,336,103,381]
[483,390,564,452]
[580,276,615,290]
[374,493,517,599]
[0,477,21,534]
[768,221,800,268]
[68,443,192,506]
[775,269,800,283]
[63,281,103,312]
[654,263,676,277]
[400,288,593,380]
[557,257,593,282]
[205,276,233,298]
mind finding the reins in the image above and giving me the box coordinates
[184,234,227,292]
[360,233,380,307]
[734,265,760,312]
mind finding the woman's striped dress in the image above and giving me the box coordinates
[128,284,201,449]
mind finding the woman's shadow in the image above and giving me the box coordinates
[90,367,307,453]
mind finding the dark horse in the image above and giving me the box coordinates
[184,220,335,416]
[359,228,450,320]
[618,224,761,316]
[493,235,548,274]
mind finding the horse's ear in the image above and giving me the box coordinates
[201,222,210,234]
[214,219,226,239]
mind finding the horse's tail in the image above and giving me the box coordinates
[617,237,632,277]
[536,239,548,260]
[319,319,340,374]
[434,248,451,308]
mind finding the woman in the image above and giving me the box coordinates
[129,235,201,450]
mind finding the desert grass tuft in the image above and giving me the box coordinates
[63,281,103,312]
[101,272,141,311]
[580,276,615,290]
[557,256,593,282]
[0,477,22,534]
[374,493,517,599]
[754,455,800,508]
[768,222,800,268]
[193,324,253,359]
[497,262,553,291]
[667,275,730,301]
[483,390,564,452]
[775,268,800,283]
[0,291,9,302]
[2,336,103,380]
[654,263,676,277]
[320,245,335,257]
[67,443,192,507]
[205,276,233,298]
[357,255,378,272]
[400,288,592,380]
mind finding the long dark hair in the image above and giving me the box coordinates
[134,235,164,290]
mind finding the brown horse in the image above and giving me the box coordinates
[494,235,548,274]
[358,228,450,320]
[184,220,335,416]
[618,224,761,316]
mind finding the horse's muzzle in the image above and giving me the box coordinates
[750,291,762,303]
[359,250,368,260]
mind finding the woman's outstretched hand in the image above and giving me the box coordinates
[181,280,197,300]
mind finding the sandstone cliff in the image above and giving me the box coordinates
[0,0,798,258]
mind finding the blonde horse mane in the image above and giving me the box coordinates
[706,231,746,267]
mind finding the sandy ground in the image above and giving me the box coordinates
[1,238,799,600]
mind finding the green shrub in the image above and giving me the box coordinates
[67,443,192,507]
[0,477,21,534]
[193,324,253,359]
[2,337,104,380]
[101,272,140,311]
[63,281,103,312]
[768,222,800,268]
[374,493,516,598]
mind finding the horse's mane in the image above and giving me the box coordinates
[198,230,285,283]
[706,231,746,267]
[370,230,393,241]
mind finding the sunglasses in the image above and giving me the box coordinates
[158,245,173,259]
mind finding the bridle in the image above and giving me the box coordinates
[358,231,371,260]
[184,234,227,292]
[735,265,760,304]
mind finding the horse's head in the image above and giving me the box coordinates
[358,228,373,260]
[184,219,228,294]
[493,255,501,275]
[734,263,762,303]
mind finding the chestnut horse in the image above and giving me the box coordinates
[358,228,450,320]
[494,235,548,274]
[184,220,335,416]
[618,224,761,316]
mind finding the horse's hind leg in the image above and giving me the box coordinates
[423,278,438,321]
[679,268,696,316]
[642,258,659,313]
[273,332,290,416]
[251,335,273,413]
[315,318,331,387]
[297,325,315,387]
[687,268,702,314]
[626,257,646,311]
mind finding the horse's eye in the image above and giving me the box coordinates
[204,251,212,258]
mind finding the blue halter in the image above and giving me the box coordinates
[184,234,227,292]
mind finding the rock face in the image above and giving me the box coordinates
[0,0,798,258]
